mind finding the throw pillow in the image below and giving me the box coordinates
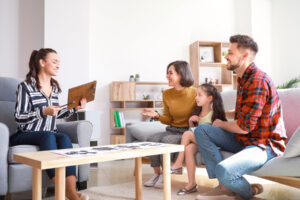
[283,127,300,158]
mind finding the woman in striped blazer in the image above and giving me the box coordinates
[10,48,88,200]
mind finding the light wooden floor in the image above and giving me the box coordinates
[9,159,300,199]
[89,159,300,200]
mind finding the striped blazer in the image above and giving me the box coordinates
[15,77,75,132]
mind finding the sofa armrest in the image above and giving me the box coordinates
[125,122,167,143]
[125,123,137,143]
[56,121,93,147]
[0,123,9,195]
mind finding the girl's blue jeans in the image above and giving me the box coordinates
[194,124,276,200]
[10,130,76,180]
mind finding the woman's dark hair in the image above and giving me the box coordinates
[230,34,258,55]
[26,48,61,92]
[199,84,227,122]
[167,61,194,87]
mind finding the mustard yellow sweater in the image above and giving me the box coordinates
[158,87,197,127]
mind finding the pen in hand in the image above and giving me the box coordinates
[60,101,75,108]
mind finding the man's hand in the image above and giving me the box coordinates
[213,119,248,134]
[212,119,224,128]
[76,98,87,110]
[42,106,61,116]
[142,108,159,118]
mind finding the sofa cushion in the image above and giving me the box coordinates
[126,121,167,141]
[283,127,300,158]
[0,101,18,136]
[278,88,300,139]
[8,145,39,164]
[221,90,236,111]
[251,155,300,177]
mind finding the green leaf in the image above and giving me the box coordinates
[276,77,300,89]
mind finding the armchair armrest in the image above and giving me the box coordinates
[0,123,9,195]
[56,121,93,147]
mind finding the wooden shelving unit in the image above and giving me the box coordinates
[110,81,168,144]
[189,41,237,91]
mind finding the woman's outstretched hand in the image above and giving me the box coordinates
[76,98,87,110]
[142,108,159,118]
[42,106,61,116]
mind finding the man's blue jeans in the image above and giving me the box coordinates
[10,131,76,179]
[194,124,276,200]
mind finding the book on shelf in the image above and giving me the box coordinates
[114,110,121,127]
[113,110,126,128]
[119,111,126,127]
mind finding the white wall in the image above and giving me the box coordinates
[89,0,236,144]
[234,0,252,35]
[44,0,90,103]
[0,0,44,78]
[251,0,272,76]
[272,0,300,85]
[233,0,272,76]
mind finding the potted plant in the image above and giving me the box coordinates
[276,77,300,89]
[135,74,140,82]
[129,75,135,82]
[222,51,227,63]
[142,94,150,100]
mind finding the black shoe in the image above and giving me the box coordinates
[170,167,183,174]
[177,184,198,195]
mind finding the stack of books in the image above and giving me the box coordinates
[113,110,126,127]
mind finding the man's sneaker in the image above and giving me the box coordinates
[144,174,160,187]
[154,174,163,188]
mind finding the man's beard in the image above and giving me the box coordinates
[227,59,242,71]
[227,64,239,71]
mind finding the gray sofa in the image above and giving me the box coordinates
[126,88,300,188]
[0,77,93,199]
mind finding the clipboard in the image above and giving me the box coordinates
[66,81,97,109]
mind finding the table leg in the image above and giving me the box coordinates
[55,167,66,200]
[32,168,42,200]
[135,157,142,200]
[163,153,171,200]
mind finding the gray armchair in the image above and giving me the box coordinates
[0,77,93,199]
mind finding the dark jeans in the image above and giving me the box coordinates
[10,130,76,179]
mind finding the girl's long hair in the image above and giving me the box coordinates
[26,48,61,92]
[199,84,227,122]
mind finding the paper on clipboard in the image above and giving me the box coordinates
[66,81,97,109]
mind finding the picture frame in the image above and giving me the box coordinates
[199,46,214,62]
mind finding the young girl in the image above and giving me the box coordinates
[171,84,227,195]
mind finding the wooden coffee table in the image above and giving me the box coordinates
[14,143,184,200]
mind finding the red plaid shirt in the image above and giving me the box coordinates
[235,63,287,156]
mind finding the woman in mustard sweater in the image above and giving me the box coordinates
[142,60,197,188]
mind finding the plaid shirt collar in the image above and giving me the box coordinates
[237,62,256,87]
